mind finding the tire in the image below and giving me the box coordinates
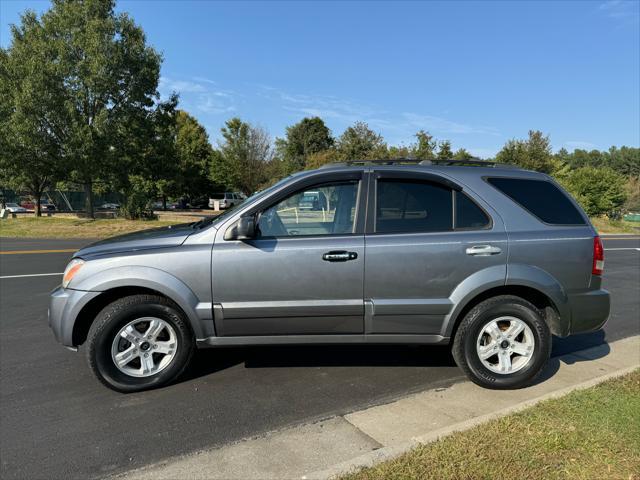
[452,295,551,389]
[86,294,195,393]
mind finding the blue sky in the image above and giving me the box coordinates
[1,0,639,157]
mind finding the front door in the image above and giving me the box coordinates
[212,174,366,336]
[364,170,507,335]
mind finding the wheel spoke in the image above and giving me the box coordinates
[512,341,533,357]
[140,354,155,374]
[478,342,497,360]
[120,325,143,344]
[154,341,175,355]
[484,321,502,341]
[114,345,138,367]
[145,318,165,340]
[498,351,512,372]
[505,320,525,339]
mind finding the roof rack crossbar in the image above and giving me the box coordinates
[319,158,520,169]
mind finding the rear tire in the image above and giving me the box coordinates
[452,295,551,389]
[86,294,195,393]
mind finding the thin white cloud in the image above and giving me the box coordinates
[159,76,236,115]
[159,77,206,93]
[401,113,500,136]
[598,0,639,24]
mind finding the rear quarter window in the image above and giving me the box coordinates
[487,177,586,225]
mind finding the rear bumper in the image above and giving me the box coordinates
[49,286,100,347]
[568,289,610,335]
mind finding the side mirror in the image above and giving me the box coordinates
[225,216,256,240]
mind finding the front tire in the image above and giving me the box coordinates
[86,294,195,393]
[452,295,551,389]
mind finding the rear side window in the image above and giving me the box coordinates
[487,177,585,225]
[455,191,490,229]
[376,180,453,233]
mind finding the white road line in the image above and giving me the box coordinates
[0,272,63,279]
[604,248,640,251]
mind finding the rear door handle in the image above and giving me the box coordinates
[322,251,358,262]
[466,245,502,256]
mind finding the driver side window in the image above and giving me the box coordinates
[257,180,359,238]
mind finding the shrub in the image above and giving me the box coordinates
[560,166,627,217]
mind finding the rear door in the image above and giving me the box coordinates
[364,169,507,335]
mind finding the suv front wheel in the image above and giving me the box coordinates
[86,294,195,393]
[452,295,551,389]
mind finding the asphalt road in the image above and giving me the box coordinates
[1,235,639,479]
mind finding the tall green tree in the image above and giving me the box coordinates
[174,110,214,201]
[0,47,61,216]
[413,130,437,160]
[336,121,387,160]
[213,118,272,194]
[496,130,556,173]
[277,117,334,174]
[437,140,454,160]
[2,0,162,218]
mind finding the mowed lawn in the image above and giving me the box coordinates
[0,214,204,239]
[342,370,640,480]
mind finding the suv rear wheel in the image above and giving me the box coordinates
[86,294,194,393]
[452,295,551,389]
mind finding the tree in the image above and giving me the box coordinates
[0,16,62,216]
[496,130,556,173]
[437,140,453,160]
[453,148,474,160]
[413,130,437,160]
[213,118,272,194]
[2,0,162,218]
[336,121,387,160]
[561,166,627,217]
[277,117,333,174]
[174,110,214,201]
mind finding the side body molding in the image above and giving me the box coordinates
[69,266,210,339]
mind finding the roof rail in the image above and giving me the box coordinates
[319,157,520,169]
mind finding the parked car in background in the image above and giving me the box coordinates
[208,192,245,210]
[19,199,35,210]
[4,203,28,213]
[49,159,610,392]
[298,191,328,211]
[41,201,56,212]
[98,202,120,210]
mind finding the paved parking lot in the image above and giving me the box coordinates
[1,236,638,479]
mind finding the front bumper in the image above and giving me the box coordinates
[568,289,610,335]
[49,286,101,347]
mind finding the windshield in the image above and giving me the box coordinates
[194,175,297,230]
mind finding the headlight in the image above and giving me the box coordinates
[62,258,85,289]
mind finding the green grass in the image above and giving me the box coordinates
[341,370,640,480]
[0,215,201,239]
[591,216,640,234]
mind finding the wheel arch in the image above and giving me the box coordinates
[446,284,565,342]
[70,267,208,346]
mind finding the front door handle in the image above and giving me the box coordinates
[466,245,502,256]
[322,251,358,262]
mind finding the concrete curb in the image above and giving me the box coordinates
[305,364,640,480]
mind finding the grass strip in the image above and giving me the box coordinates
[341,369,640,480]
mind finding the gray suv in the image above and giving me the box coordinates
[49,160,610,392]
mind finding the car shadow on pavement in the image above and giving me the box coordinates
[181,330,611,386]
[181,344,456,382]
[533,329,610,385]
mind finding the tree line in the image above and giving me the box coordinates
[1,0,638,219]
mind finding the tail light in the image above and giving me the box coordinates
[592,236,604,275]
